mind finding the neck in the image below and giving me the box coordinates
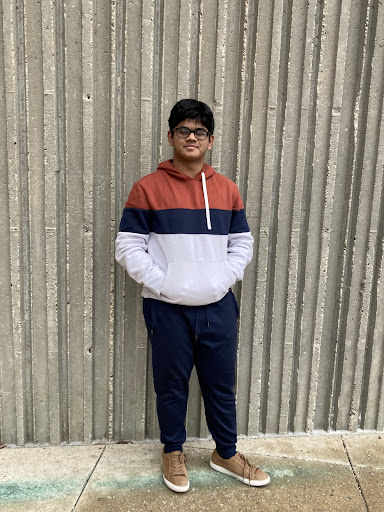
[172,156,205,178]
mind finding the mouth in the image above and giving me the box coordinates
[184,145,198,149]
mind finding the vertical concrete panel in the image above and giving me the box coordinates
[275,0,308,435]
[210,0,227,174]
[287,0,319,434]
[15,0,35,444]
[264,0,293,434]
[135,0,156,441]
[115,0,140,442]
[358,0,384,429]
[324,0,369,432]
[54,0,69,443]
[92,0,112,441]
[177,0,199,98]
[81,0,95,445]
[245,0,274,436]
[112,0,126,442]
[301,0,340,432]
[336,0,383,432]
[233,0,258,436]
[1,0,384,446]
[291,0,323,434]
[0,0,17,445]
[41,0,60,447]
[198,0,217,105]
[65,0,86,443]
[234,0,256,400]
[256,0,287,434]
[3,0,27,446]
[24,0,50,444]
[240,0,271,434]
[217,0,243,182]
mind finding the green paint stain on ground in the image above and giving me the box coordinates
[93,464,338,493]
[0,480,79,503]
[94,469,237,491]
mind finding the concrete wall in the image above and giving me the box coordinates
[0,0,383,446]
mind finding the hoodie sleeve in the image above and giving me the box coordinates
[226,189,254,282]
[115,182,166,295]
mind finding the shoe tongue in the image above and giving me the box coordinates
[171,453,186,476]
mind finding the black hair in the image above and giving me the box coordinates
[168,99,215,135]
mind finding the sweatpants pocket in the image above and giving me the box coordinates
[228,289,240,318]
[142,298,155,338]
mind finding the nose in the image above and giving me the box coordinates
[186,130,197,141]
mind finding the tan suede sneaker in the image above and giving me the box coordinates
[210,449,270,486]
[161,450,190,492]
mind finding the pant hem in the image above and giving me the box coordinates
[216,446,237,459]
[164,445,184,454]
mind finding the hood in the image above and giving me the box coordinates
[156,159,214,230]
[156,159,216,181]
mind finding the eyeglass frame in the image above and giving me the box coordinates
[171,126,211,140]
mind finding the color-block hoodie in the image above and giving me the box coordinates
[115,160,253,306]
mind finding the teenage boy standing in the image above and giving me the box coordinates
[115,99,270,492]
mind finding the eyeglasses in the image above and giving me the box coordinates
[173,126,211,140]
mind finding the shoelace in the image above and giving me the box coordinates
[236,453,259,485]
[170,452,188,477]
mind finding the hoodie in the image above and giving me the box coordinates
[115,160,253,306]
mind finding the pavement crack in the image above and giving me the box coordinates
[71,445,106,511]
[341,435,370,512]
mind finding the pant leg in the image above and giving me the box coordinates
[143,298,195,453]
[194,291,239,459]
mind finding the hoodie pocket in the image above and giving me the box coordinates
[160,260,236,305]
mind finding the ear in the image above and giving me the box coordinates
[207,134,214,150]
[168,130,173,146]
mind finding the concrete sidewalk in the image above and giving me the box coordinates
[0,433,382,511]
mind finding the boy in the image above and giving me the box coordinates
[115,99,270,492]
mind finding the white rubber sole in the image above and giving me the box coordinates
[210,459,270,487]
[162,474,190,493]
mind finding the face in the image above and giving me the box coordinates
[168,118,214,163]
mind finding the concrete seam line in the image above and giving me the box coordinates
[71,445,107,511]
[341,435,370,512]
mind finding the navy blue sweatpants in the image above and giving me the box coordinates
[143,290,239,459]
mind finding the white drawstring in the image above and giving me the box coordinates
[201,172,212,230]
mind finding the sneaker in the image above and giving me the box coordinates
[161,450,190,492]
[210,449,270,487]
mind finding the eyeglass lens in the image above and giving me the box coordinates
[175,127,209,140]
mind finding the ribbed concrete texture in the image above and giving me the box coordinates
[0,0,383,446]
